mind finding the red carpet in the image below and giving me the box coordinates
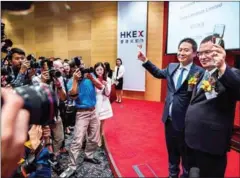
[104,99,240,177]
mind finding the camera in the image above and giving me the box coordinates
[73,56,91,76]
[27,54,39,69]
[1,83,58,126]
[49,69,61,79]
[40,58,62,83]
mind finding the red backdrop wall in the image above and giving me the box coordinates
[161,2,240,126]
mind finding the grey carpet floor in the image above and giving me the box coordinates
[52,133,113,178]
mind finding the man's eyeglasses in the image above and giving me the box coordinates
[197,50,213,57]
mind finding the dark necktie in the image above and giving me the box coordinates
[116,67,120,78]
[176,68,186,89]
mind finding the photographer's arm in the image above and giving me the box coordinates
[54,78,67,101]
[68,69,81,100]
[69,78,79,100]
[57,87,67,101]
[11,73,25,87]
[103,78,111,96]
[86,73,103,89]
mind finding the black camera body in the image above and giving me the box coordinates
[73,56,92,77]
[27,54,39,69]
[40,58,62,84]
[49,69,61,79]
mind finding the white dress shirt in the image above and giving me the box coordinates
[113,65,125,80]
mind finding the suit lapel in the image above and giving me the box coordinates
[191,69,226,103]
[191,72,205,103]
[211,69,226,95]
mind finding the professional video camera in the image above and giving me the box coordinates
[73,56,92,76]
[1,83,58,126]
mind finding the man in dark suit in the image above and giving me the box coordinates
[185,35,240,177]
[138,38,204,178]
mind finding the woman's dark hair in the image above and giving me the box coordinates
[104,62,111,73]
[116,58,122,65]
[104,62,113,78]
[94,62,107,81]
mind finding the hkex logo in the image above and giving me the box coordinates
[119,30,144,44]
[120,30,144,38]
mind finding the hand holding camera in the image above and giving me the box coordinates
[28,125,43,150]
[41,70,50,83]
[42,126,51,138]
[1,88,30,178]
[53,78,62,89]
[73,69,82,81]
[19,59,30,74]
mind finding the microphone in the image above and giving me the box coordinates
[189,167,200,178]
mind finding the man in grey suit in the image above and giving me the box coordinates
[185,35,240,177]
[138,38,204,178]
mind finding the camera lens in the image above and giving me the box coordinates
[14,83,57,125]
[54,70,61,78]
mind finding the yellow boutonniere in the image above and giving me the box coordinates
[188,76,198,86]
[201,80,212,92]
[201,76,216,92]
[188,72,200,89]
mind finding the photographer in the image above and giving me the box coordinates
[24,54,41,86]
[1,88,30,178]
[12,125,51,178]
[39,58,67,156]
[60,57,103,178]
[61,60,74,134]
[2,48,30,88]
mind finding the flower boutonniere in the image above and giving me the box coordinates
[188,72,200,91]
[201,76,216,93]
[202,76,218,99]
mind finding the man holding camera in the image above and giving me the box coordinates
[39,59,67,157]
[60,58,103,178]
[2,48,30,88]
